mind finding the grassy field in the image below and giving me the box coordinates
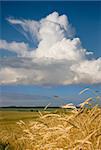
[0,106,101,150]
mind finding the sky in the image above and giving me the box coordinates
[0,1,101,106]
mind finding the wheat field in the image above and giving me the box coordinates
[0,105,101,150]
[0,90,101,150]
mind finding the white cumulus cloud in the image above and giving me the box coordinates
[0,12,101,85]
[0,40,29,57]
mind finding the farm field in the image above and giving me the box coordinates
[0,107,101,150]
[0,108,62,132]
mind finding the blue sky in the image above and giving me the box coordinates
[0,1,101,106]
[1,84,101,106]
[1,1,101,57]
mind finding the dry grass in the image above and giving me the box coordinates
[0,90,101,150]
[0,105,101,150]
